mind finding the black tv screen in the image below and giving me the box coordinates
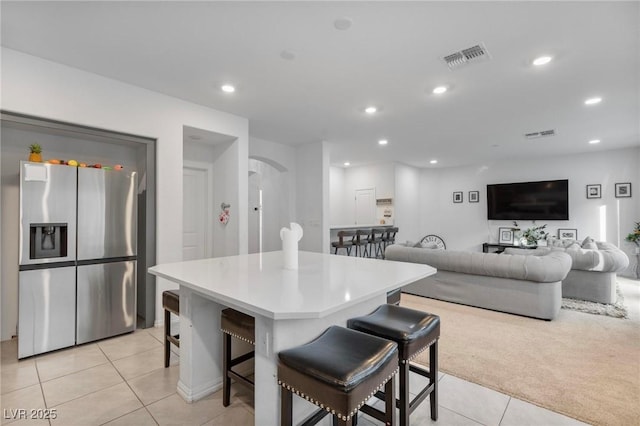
[487,179,569,220]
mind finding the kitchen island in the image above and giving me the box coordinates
[149,250,435,425]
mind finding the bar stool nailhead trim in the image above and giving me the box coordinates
[277,368,398,421]
[220,328,255,345]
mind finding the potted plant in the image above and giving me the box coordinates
[626,222,640,248]
[28,144,43,162]
[513,221,548,246]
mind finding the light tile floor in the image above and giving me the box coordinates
[4,275,637,426]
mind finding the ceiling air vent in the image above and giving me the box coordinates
[443,43,491,69]
[525,129,556,139]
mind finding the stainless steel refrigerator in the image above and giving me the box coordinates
[19,161,137,358]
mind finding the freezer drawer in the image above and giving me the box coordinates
[77,261,136,344]
[18,267,76,359]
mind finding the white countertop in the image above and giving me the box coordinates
[149,250,435,320]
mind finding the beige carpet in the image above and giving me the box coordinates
[404,294,640,426]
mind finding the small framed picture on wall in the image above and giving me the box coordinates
[615,182,631,198]
[586,184,601,199]
[558,228,578,240]
[498,227,514,244]
[469,191,479,203]
[453,191,463,203]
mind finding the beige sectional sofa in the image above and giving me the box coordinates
[385,245,572,320]
[505,237,629,304]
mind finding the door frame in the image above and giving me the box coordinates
[183,160,214,258]
[355,187,376,225]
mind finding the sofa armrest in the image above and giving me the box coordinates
[551,242,629,272]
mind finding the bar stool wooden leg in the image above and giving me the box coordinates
[430,340,438,420]
[399,362,410,426]
[223,332,231,407]
[281,386,293,426]
[384,377,395,425]
[164,308,171,368]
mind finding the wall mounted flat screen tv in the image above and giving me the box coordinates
[487,179,569,220]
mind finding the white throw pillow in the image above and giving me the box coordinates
[581,236,597,250]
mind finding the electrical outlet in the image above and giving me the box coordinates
[261,331,270,356]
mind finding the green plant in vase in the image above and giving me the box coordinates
[626,222,640,247]
[513,221,548,246]
[627,222,640,279]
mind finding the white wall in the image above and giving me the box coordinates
[183,139,244,258]
[419,147,640,277]
[339,163,395,226]
[296,141,329,253]
[0,48,249,335]
[329,166,346,226]
[394,163,421,244]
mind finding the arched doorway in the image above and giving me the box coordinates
[248,157,290,253]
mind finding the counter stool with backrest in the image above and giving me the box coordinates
[354,229,371,257]
[278,326,398,426]
[221,308,256,407]
[368,228,387,258]
[382,227,398,251]
[348,304,440,426]
[162,289,180,368]
[332,230,356,256]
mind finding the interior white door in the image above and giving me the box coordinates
[183,166,208,261]
[355,188,376,225]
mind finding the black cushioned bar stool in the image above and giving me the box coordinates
[278,326,398,426]
[221,308,256,407]
[162,290,180,368]
[347,305,440,425]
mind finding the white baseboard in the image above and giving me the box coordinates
[177,378,222,403]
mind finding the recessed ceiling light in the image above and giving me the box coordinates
[378,139,388,145]
[344,162,350,166]
[365,106,377,114]
[221,84,235,93]
[430,159,438,164]
[589,139,601,144]
[334,17,353,31]
[432,86,447,95]
[533,56,552,66]
[584,97,602,105]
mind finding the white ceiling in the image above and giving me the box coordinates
[1,1,639,168]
